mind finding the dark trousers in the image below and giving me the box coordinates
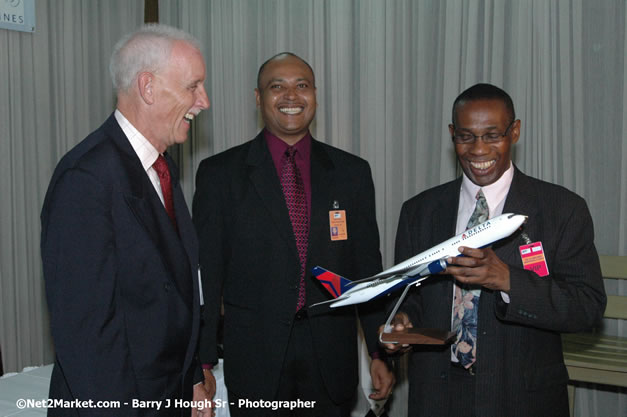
[228,316,353,417]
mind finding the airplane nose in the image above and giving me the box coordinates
[508,213,528,223]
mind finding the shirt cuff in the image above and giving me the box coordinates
[500,291,511,303]
[370,350,385,361]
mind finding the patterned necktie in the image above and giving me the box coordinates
[280,147,309,311]
[452,189,488,368]
[152,155,177,228]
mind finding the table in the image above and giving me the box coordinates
[0,365,51,416]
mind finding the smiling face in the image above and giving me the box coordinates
[255,55,317,145]
[450,99,520,187]
[147,41,210,152]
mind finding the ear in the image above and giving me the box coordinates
[511,119,521,145]
[138,72,155,105]
[448,124,456,138]
[254,88,261,108]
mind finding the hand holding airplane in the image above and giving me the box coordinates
[311,213,527,344]
[446,246,512,292]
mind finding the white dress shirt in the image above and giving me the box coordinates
[114,109,165,206]
[455,163,514,235]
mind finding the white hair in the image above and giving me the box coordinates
[109,23,201,93]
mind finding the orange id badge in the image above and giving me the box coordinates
[329,210,348,241]
[519,242,549,277]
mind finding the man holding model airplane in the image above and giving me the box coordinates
[382,83,606,417]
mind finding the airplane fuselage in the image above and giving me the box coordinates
[330,274,422,307]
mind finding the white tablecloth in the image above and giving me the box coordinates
[0,365,51,416]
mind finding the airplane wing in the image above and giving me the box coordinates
[347,273,401,285]
[309,297,346,308]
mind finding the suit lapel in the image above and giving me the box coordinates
[475,168,539,347]
[104,116,163,246]
[308,139,334,257]
[246,134,300,259]
[128,183,194,303]
[245,135,334,264]
[105,116,193,303]
[434,179,461,244]
[165,153,195,301]
[435,179,462,321]
[494,167,540,266]
[167,152,198,266]
[166,154,198,376]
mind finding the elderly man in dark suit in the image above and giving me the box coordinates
[383,83,606,417]
[193,52,394,416]
[41,24,211,416]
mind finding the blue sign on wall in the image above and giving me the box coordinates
[0,0,35,33]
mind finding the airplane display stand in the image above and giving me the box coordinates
[379,284,455,345]
[379,328,455,345]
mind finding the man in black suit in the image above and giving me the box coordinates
[41,24,211,416]
[382,83,606,417]
[193,52,394,416]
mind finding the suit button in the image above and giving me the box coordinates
[164,283,171,292]
[440,372,447,379]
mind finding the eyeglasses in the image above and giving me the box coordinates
[452,120,516,144]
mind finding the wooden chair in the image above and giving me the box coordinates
[562,255,627,417]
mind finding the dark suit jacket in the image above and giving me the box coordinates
[394,167,606,417]
[41,114,202,416]
[193,132,384,403]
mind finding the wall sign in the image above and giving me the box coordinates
[0,0,35,33]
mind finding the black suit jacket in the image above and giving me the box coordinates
[193,133,384,403]
[41,114,202,416]
[394,167,606,417]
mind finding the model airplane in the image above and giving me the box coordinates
[312,213,527,309]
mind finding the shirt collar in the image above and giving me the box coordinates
[461,161,515,214]
[114,109,160,172]
[264,128,312,166]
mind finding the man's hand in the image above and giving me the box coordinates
[445,247,510,292]
[368,358,395,400]
[192,382,214,417]
[202,369,216,401]
[378,312,413,354]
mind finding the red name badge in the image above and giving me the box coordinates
[519,242,549,277]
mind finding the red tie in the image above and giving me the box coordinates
[152,155,177,228]
[280,147,309,311]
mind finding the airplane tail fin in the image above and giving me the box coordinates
[312,266,354,299]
